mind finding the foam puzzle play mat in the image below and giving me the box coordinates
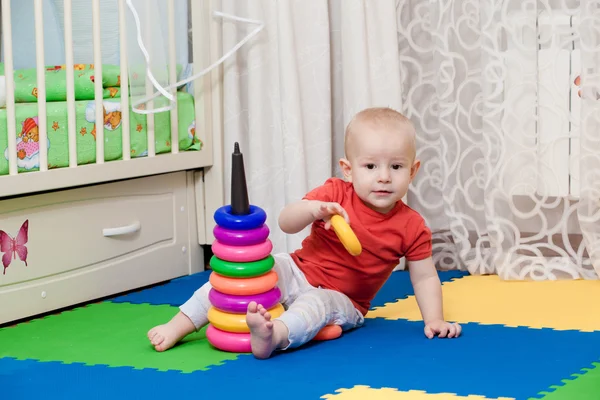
[2,269,599,399]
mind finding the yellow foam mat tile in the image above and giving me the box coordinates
[366,275,600,332]
[321,386,514,399]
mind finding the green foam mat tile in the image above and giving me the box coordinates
[535,362,600,399]
[0,302,242,373]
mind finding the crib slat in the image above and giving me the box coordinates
[92,0,104,164]
[145,5,155,158]
[118,0,131,160]
[34,0,48,172]
[168,0,179,154]
[63,0,77,168]
[117,0,131,160]
[1,0,18,175]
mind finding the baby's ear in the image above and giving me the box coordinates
[339,158,353,182]
[410,159,421,181]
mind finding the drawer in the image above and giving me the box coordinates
[0,171,197,324]
[1,194,175,282]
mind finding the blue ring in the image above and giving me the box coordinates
[214,205,267,230]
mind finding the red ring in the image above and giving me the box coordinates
[312,325,342,341]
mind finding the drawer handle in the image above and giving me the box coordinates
[103,221,141,237]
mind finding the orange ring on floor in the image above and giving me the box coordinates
[209,270,278,296]
[207,303,285,333]
[312,324,342,341]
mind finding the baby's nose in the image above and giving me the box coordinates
[378,170,391,182]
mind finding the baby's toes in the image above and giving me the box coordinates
[247,301,258,313]
[151,334,164,345]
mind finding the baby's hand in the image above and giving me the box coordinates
[312,202,350,230]
[424,320,462,339]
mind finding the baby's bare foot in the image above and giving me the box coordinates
[247,301,280,359]
[147,312,195,352]
[148,324,181,352]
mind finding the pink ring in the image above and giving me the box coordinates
[206,324,251,353]
[209,287,281,313]
[211,239,273,263]
[213,224,270,246]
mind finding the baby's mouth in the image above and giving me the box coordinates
[373,190,392,195]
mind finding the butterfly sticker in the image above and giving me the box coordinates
[0,219,29,275]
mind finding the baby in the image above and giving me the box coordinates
[148,107,461,359]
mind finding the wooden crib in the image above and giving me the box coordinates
[0,0,228,324]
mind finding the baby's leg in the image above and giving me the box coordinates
[148,281,212,351]
[148,252,293,353]
[246,287,363,359]
[246,301,291,359]
[148,311,196,352]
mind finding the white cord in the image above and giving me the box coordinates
[125,0,175,114]
[125,3,264,114]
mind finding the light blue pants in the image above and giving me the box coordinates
[179,253,365,349]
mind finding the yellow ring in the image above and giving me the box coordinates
[330,215,362,256]
[207,303,285,333]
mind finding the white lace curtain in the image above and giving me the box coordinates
[219,0,600,280]
[399,0,600,279]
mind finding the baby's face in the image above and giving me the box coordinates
[344,124,419,213]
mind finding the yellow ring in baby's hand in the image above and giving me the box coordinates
[207,303,285,333]
[330,214,362,256]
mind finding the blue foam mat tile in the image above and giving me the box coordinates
[0,356,239,400]
[370,269,468,309]
[192,319,600,400]
[109,271,211,306]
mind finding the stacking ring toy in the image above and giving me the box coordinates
[213,224,270,246]
[206,324,251,353]
[209,287,281,313]
[330,215,362,256]
[207,303,285,333]
[210,270,278,296]
[214,205,267,230]
[210,255,274,278]
[313,324,343,341]
[212,239,273,263]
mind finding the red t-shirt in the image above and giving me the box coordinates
[290,178,432,315]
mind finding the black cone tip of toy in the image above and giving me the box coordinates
[231,141,250,215]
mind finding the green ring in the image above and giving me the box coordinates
[209,255,275,278]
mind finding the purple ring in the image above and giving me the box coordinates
[213,224,270,246]
[209,287,281,313]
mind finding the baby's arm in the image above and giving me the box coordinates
[278,200,349,234]
[408,257,461,339]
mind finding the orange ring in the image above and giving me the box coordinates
[312,324,342,341]
[209,270,278,296]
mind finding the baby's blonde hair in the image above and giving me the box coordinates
[344,107,416,159]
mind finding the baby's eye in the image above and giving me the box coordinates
[366,164,375,170]
[392,164,402,170]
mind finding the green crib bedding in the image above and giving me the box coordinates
[0,62,181,103]
[0,91,201,175]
